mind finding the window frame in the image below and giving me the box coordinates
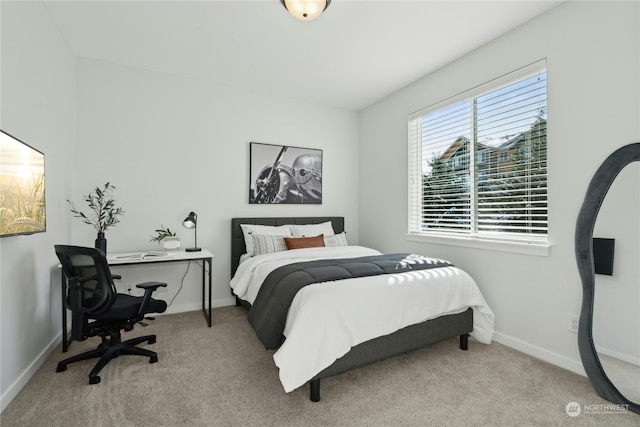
[407,60,550,256]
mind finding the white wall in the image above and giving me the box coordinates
[73,58,360,311]
[1,1,360,412]
[359,0,639,374]
[0,1,75,412]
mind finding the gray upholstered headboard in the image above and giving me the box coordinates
[231,217,345,276]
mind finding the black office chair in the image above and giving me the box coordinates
[55,245,168,384]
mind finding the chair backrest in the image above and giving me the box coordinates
[55,245,117,340]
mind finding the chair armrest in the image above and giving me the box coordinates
[136,282,168,317]
[136,281,167,291]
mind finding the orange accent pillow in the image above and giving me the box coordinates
[284,234,325,250]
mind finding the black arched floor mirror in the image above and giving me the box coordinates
[575,142,640,414]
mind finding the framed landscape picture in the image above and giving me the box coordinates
[0,130,46,237]
[249,142,322,204]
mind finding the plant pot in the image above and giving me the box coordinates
[162,236,180,250]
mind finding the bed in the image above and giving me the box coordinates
[230,216,494,402]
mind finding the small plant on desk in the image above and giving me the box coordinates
[151,226,180,250]
[150,226,176,243]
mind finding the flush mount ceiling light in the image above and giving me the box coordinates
[281,0,331,21]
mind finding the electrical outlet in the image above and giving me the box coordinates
[568,315,579,333]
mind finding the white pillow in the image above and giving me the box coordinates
[289,221,335,238]
[324,232,349,247]
[252,234,288,256]
[240,224,291,256]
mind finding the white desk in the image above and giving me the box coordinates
[61,249,213,352]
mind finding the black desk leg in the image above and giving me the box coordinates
[202,258,212,327]
[208,258,212,326]
[61,271,71,352]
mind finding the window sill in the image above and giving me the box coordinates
[406,233,550,256]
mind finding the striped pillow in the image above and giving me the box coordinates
[324,232,349,247]
[252,234,288,255]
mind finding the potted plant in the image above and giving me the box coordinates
[67,182,125,253]
[151,226,180,250]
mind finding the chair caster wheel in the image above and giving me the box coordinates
[89,376,101,384]
[56,364,67,373]
[150,355,158,364]
[148,337,156,344]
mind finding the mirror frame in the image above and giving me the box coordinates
[575,142,640,414]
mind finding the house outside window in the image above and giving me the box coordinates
[408,60,548,254]
[477,150,487,164]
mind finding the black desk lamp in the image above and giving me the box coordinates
[182,211,201,252]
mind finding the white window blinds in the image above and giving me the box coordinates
[408,61,548,244]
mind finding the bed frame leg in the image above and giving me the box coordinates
[460,334,469,350]
[310,379,320,402]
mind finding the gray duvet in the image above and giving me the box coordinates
[247,253,453,349]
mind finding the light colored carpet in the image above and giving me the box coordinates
[1,306,638,426]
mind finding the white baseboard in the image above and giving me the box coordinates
[0,333,62,413]
[492,331,587,377]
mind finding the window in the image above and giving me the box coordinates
[477,150,487,164]
[408,61,548,253]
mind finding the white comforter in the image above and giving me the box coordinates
[230,246,495,393]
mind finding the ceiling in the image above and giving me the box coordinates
[43,1,563,111]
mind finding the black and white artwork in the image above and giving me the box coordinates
[249,142,322,204]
